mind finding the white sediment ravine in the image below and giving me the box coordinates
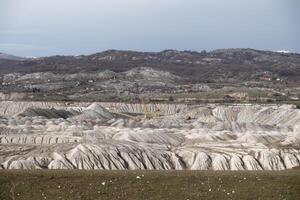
[0,101,299,170]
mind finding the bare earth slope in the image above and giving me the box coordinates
[0,101,299,170]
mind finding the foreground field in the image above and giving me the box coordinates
[0,170,300,200]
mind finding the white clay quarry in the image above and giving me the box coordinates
[0,101,299,170]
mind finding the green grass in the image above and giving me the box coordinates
[0,170,300,200]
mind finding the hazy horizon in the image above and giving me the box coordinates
[1,0,299,57]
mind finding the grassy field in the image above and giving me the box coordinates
[0,170,300,200]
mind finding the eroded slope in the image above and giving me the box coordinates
[0,101,299,170]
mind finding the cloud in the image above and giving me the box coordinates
[0,43,44,50]
[0,29,44,35]
[276,50,291,54]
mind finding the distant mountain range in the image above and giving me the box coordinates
[0,52,27,61]
[0,48,299,84]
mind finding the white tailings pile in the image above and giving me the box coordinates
[100,102,189,115]
[0,101,69,117]
[0,101,299,170]
[0,101,188,116]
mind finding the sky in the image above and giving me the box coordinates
[0,0,299,57]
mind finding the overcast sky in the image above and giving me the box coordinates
[0,0,299,57]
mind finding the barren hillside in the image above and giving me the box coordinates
[0,49,299,102]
